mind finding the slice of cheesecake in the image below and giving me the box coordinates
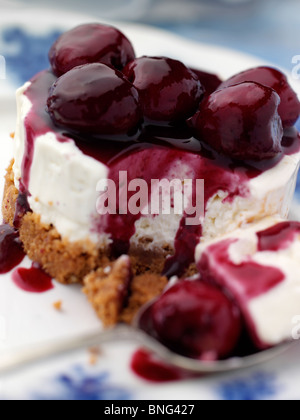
[2,23,300,330]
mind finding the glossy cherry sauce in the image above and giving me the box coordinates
[130,348,196,383]
[0,222,53,292]
[22,70,300,277]
[12,263,54,293]
[13,190,31,229]
[0,224,25,274]
[257,221,300,252]
[198,239,285,301]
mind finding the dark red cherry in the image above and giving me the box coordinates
[123,56,204,124]
[49,23,135,77]
[47,63,141,136]
[219,66,300,127]
[151,280,242,360]
[189,82,283,161]
[191,68,222,96]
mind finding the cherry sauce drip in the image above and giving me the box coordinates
[257,221,300,252]
[12,263,54,293]
[0,224,25,274]
[130,348,197,383]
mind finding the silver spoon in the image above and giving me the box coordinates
[0,301,294,377]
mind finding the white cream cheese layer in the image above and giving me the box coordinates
[13,83,109,244]
[13,82,300,251]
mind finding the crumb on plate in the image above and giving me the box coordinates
[88,346,102,365]
[53,300,62,311]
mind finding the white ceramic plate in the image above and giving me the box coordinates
[1,7,300,400]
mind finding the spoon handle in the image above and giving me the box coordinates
[0,325,294,376]
[0,326,172,377]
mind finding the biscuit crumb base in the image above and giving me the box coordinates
[2,160,18,227]
[20,211,108,284]
[83,256,132,327]
[83,256,168,326]
[119,273,168,324]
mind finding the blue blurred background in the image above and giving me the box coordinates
[0,0,300,69]
[1,0,299,71]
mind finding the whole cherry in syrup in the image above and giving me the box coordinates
[189,81,283,161]
[150,280,242,360]
[47,63,142,137]
[49,23,135,77]
[219,66,300,128]
[123,56,204,124]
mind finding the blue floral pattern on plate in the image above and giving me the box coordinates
[217,372,278,401]
[2,27,62,85]
[32,366,131,401]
